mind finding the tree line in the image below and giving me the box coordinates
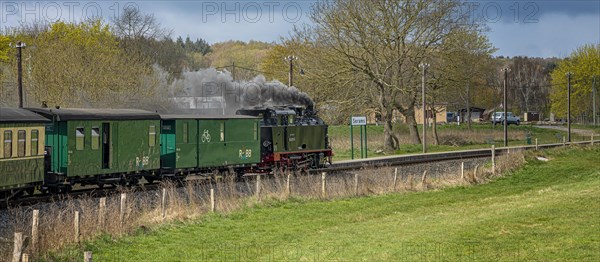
[0,6,271,109]
[259,0,598,149]
[0,1,597,151]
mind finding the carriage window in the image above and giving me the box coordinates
[76,127,85,150]
[3,130,12,158]
[91,127,100,150]
[31,130,39,156]
[17,130,26,157]
[220,123,224,142]
[288,115,294,125]
[149,125,156,146]
[254,122,258,140]
[183,122,188,143]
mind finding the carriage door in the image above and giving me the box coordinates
[44,146,52,174]
[102,123,111,169]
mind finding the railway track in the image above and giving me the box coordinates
[318,140,598,172]
[3,140,598,209]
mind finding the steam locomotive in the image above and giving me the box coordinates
[0,105,331,199]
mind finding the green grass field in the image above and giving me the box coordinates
[68,146,600,261]
[329,123,594,160]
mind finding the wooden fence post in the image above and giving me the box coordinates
[120,193,127,224]
[563,136,566,146]
[592,134,595,146]
[420,170,428,189]
[31,210,39,254]
[21,254,29,262]
[535,138,539,150]
[286,173,291,196]
[255,175,261,198]
[74,211,80,244]
[354,173,359,195]
[186,182,194,206]
[210,188,215,212]
[12,232,24,262]
[84,251,93,262]
[99,197,106,229]
[392,168,398,191]
[321,172,327,197]
[161,188,167,219]
[491,145,496,174]
[407,175,414,190]
[461,162,465,181]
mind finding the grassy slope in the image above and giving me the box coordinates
[75,147,600,261]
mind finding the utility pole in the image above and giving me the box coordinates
[284,55,297,87]
[466,81,471,129]
[232,62,236,82]
[501,67,510,147]
[593,76,597,126]
[420,63,429,153]
[15,41,26,108]
[567,72,572,142]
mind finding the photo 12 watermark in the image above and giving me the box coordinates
[0,1,312,26]
[1,1,141,24]
[460,1,540,24]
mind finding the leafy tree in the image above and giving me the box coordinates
[0,35,10,62]
[194,38,212,55]
[550,44,600,119]
[21,20,154,107]
[206,40,273,80]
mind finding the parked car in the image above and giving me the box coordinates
[446,112,457,123]
[492,112,520,125]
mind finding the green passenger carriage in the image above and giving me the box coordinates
[157,115,261,178]
[0,108,49,198]
[28,108,161,190]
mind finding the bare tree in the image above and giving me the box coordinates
[510,57,552,114]
[296,0,474,150]
[435,28,496,129]
[111,6,171,40]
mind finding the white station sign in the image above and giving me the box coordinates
[351,116,367,126]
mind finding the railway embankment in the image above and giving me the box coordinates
[3,144,597,261]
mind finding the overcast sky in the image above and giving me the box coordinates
[1,0,598,58]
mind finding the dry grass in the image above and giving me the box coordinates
[0,152,527,261]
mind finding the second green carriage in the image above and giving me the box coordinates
[28,108,161,190]
[158,115,262,177]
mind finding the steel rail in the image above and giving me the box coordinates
[3,140,598,208]
[317,140,599,172]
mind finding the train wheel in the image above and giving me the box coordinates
[25,187,35,196]
[11,189,24,198]
[129,178,140,187]
[60,185,72,194]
